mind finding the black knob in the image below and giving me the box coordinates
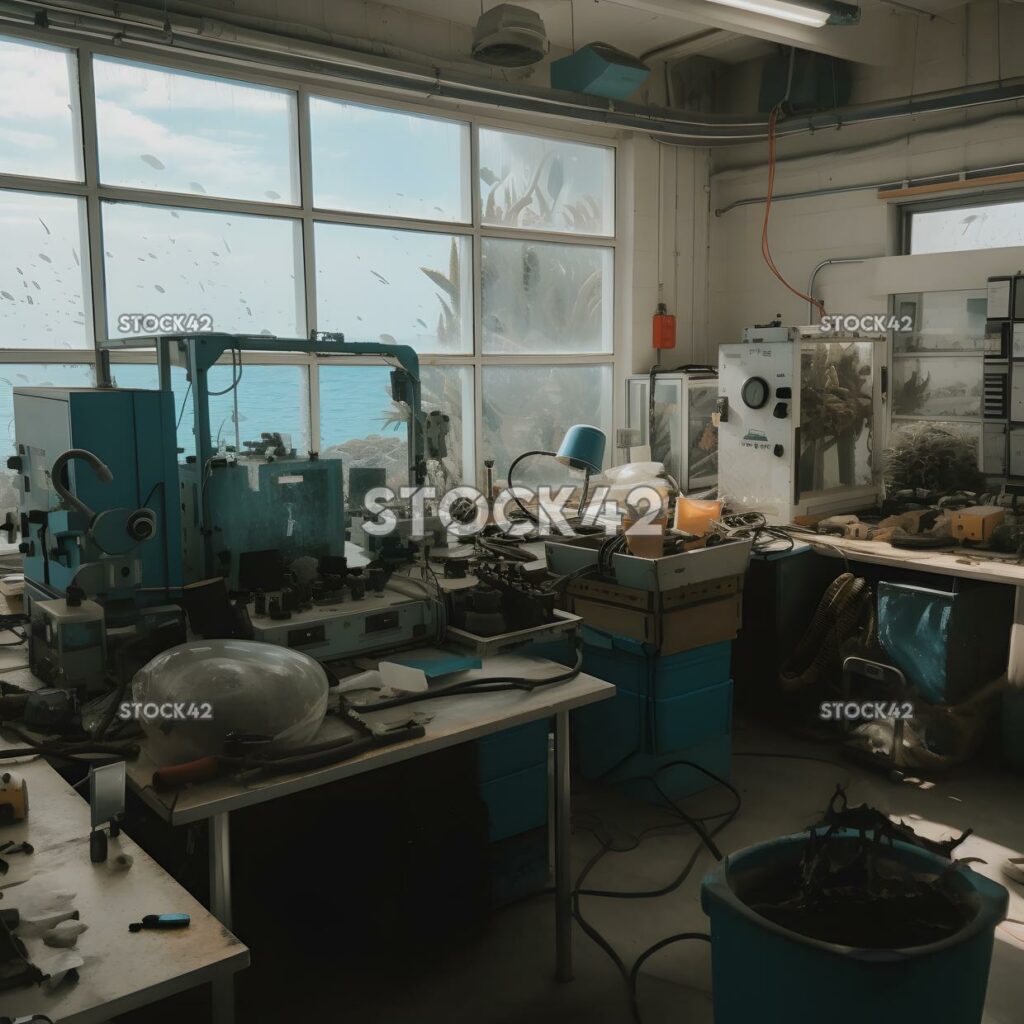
[773,444,785,458]
[6,456,21,472]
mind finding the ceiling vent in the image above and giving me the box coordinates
[472,4,550,68]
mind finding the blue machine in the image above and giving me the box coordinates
[138,331,426,585]
[13,386,182,608]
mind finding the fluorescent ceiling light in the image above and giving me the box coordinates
[705,0,857,29]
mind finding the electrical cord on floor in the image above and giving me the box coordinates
[571,759,742,1024]
[347,645,584,712]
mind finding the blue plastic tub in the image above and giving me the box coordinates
[702,830,1009,1024]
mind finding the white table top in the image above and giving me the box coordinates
[0,757,248,1024]
[126,651,614,827]
[804,533,1024,587]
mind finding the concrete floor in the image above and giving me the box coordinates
[346,722,1024,1024]
[123,720,1024,1023]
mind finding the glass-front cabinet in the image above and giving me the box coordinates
[625,372,718,493]
[889,290,998,477]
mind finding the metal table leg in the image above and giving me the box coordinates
[1009,586,1024,687]
[209,811,234,1024]
[554,710,573,982]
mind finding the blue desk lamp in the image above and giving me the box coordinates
[507,424,607,525]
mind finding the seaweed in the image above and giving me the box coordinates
[745,787,975,948]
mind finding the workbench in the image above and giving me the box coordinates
[123,650,614,1024]
[0,755,249,1024]
[805,533,1024,686]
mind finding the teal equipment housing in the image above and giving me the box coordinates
[179,455,346,590]
[13,387,183,604]
[96,331,427,588]
[550,43,650,99]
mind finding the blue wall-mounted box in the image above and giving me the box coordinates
[551,43,650,100]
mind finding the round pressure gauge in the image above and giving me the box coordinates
[740,376,770,410]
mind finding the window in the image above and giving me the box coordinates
[0,36,83,182]
[478,128,614,236]
[315,224,472,353]
[481,238,612,354]
[0,190,92,349]
[0,31,618,503]
[320,363,473,490]
[109,360,310,457]
[93,57,299,204]
[907,197,1024,255]
[310,98,470,222]
[102,202,305,338]
[482,364,612,486]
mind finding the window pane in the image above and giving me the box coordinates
[479,129,614,236]
[0,36,82,181]
[910,202,1024,255]
[315,223,471,354]
[103,202,305,339]
[482,238,612,354]
[482,365,612,487]
[320,364,472,491]
[0,363,95,514]
[94,57,299,204]
[310,98,469,222]
[109,360,310,458]
[0,190,92,349]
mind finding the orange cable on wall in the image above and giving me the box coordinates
[761,108,827,320]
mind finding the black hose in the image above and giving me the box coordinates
[349,645,584,712]
[779,572,869,692]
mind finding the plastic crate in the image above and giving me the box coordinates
[574,679,733,778]
[479,762,548,842]
[582,627,732,698]
[476,719,549,783]
[652,678,733,754]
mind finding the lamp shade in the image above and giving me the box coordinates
[555,424,606,473]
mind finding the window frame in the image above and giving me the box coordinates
[0,26,623,489]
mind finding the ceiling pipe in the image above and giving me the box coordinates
[4,0,1024,146]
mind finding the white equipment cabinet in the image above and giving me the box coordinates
[717,327,885,523]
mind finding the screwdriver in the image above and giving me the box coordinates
[129,913,191,933]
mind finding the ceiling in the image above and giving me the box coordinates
[382,0,958,67]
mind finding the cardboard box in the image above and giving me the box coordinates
[566,573,743,614]
[950,505,1005,543]
[570,591,742,655]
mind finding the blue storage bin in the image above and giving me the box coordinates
[581,626,732,699]
[702,830,1008,1024]
[476,719,549,783]
[652,679,733,755]
[480,762,548,842]
[573,686,646,779]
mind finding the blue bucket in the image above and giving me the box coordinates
[701,830,1008,1024]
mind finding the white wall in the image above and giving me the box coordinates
[696,0,1024,348]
